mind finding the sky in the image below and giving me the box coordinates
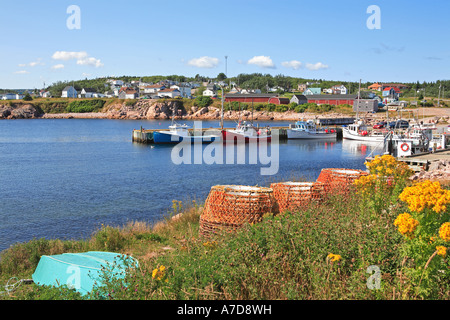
[1,0,450,89]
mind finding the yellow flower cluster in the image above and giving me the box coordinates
[203,240,218,249]
[394,213,419,238]
[365,155,412,178]
[436,246,447,257]
[399,180,450,214]
[327,253,342,262]
[353,174,377,189]
[152,265,166,281]
[439,222,450,242]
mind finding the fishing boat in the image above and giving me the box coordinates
[287,119,337,139]
[342,120,387,142]
[153,106,220,144]
[153,123,220,144]
[222,120,272,143]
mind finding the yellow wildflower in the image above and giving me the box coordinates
[394,213,419,238]
[439,222,450,242]
[152,265,166,281]
[399,180,450,214]
[436,246,447,257]
[327,253,342,262]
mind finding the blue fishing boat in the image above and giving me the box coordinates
[32,251,138,295]
[153,123,220,144]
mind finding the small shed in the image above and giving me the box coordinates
[268,97,290,105]
[353,99,379,113]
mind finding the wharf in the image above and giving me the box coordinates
[132,125,344,144]
[395,149,450,172]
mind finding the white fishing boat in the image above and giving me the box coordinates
[342,120,387,142]
[222,121,271,143]
[153,107,221,144]
[287,120,337,139]
[153,123,220,144]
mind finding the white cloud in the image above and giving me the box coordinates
[14,70,30,74]
[305,62,329,71]
[247,56,275,69]
[51,51,103,68]
[187,56,220,68]
[18,58,44,68]
[77,57,104,68]
[52,51,88,61]
[281,60,303,70]
[51,64,65,70]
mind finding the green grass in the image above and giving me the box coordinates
[1,176,449,300]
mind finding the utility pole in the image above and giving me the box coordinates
[437,83,441,107]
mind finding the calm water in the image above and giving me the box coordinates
[0,119,382,252]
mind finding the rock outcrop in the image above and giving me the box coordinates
[0,104,43,119]
[410,159,450,181]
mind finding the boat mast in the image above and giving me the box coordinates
[220,85,224,130]
[356,79,361,121]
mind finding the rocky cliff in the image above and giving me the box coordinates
[0,103,43,119]
[0,99,350,121]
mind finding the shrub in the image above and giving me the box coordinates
[66,99,106,113]
[194,96,213,109]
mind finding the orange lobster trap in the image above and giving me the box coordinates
[199,185,276,238]
[320,168,368,195]
[270,181,325,213]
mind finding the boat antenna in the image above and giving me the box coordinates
[356,79,361,120]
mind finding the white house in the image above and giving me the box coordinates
[158,88,181,98]
[143,84,165,94]
[79,88,97,98]
[104,91,115,98]
[323,88,333,94]
[241,89,262,94]
[331,85,348,95]
[40,90,52,98]
[118,88,138,99]
[203,88,217,97]
[61,86,77,98]
[170,85,191,98]
[110,80,124,88]
[1,93,18,100]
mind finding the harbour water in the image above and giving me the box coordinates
[0,119,383,252]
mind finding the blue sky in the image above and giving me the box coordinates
[1,0,450,89]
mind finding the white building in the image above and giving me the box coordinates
[170,85,191,98]
[118,88,138,99]
[203,88,217,97]
[61,86,78,98]
[331,85,348,95]
[110,80,124,87]
[143,85,165,94]
[158,88,181,98]
[79,88,97,98]
[1,93,19,100]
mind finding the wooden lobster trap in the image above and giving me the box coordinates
[325,168,368,195]
[199,185,275,238]
[270,181,325,213]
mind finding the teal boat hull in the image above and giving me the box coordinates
[32,251,138,295]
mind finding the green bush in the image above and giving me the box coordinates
[66,99,106,113]
[194,96,213,108]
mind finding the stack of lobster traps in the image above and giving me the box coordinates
[199,168,368,238]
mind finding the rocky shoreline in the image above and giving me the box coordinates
[1,100,448,125]
[0,99,353,122]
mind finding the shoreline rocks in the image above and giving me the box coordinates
[410,159,450,181]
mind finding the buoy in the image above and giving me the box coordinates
[400,143,409,152]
